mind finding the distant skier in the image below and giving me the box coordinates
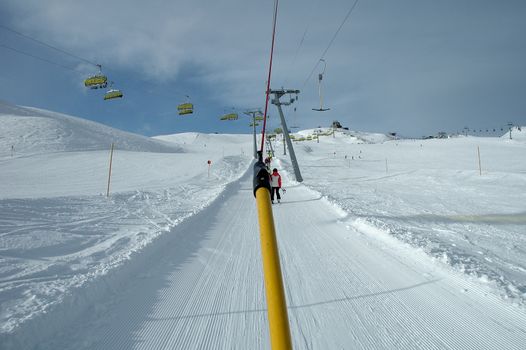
[264,156,272,170]
[270,168,282,203]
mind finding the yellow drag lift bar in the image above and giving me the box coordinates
[253,151,292,350]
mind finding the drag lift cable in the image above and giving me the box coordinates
[260,0,279,152]
[301,0,360,88]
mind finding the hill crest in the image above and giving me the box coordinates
[0,102,182,157]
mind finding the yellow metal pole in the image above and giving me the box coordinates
[255,187,292,350]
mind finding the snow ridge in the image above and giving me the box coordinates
[0,101,182,157]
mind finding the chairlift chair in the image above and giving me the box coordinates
[177,96,193,115]
[104,89,123,100]
[85,76,108,89]
[103,81,123,100]
[220,113,238,121]
[220,108,238,121]
[177,102,194,115]
[84,64,108,89]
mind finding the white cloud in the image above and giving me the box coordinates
[2,0,526,136]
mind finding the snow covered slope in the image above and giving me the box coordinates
[500,125,526,141]
[295,127,394,144]
[0,103,254,346]
[1,103,525,349]
[281,130,526,305]
[0,101,182,157]
[16,156,526,350]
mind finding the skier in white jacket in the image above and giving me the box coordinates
[270,168,282,203]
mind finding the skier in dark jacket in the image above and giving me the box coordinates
[264,156,271,170]
[270,168,282,203]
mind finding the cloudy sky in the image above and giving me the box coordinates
[1,0,525,137]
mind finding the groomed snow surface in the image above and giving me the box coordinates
[1,102,525,349]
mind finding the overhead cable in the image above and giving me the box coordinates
[302,0,360,88]
[0,43,78,71]
[0,24,99,67]
[260,0,280,152]
[287,0,323,77]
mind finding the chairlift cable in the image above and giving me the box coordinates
[0,25,181,104]
[301,0,359,88]
[0,24,100,67]
[0,43,78,72]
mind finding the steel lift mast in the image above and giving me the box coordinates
[244,109,263,159]
[270,88,303,182]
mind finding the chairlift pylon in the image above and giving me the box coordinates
[312,59,330,112]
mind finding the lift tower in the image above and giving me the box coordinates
[244,109,263,159]
[270,88,303,182]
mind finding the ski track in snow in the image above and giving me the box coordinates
[30,171,269,350]
[28,171,526,350]
[0,156,251,336]
[287,135,526,305]
[273,178,526,349]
